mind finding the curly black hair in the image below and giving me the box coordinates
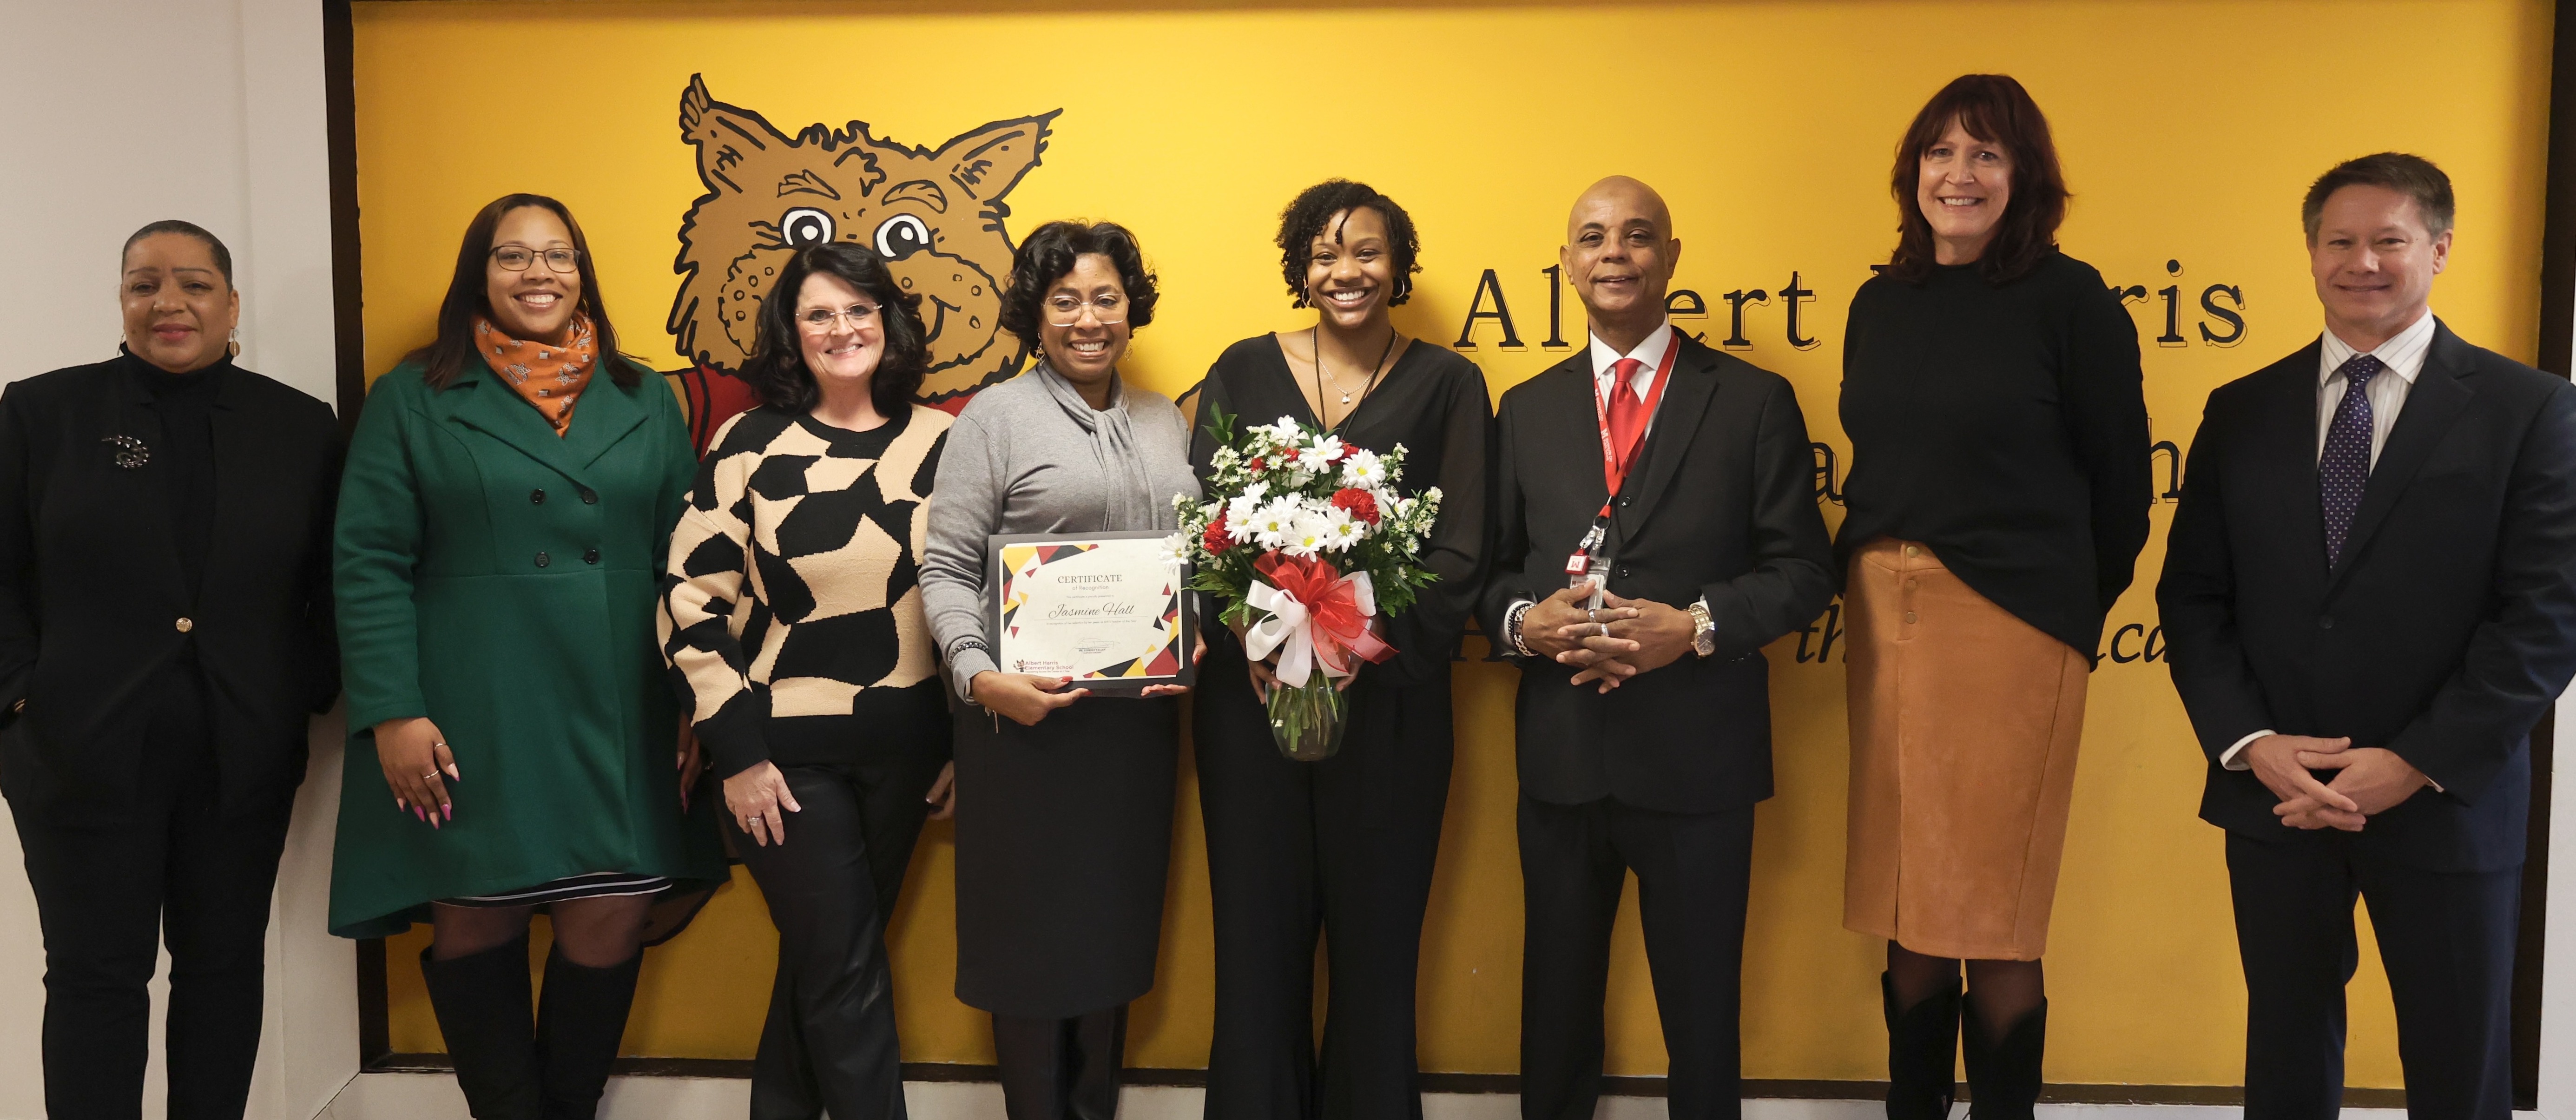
[739,243,931,416]
[997,220,1159,354]
[1276,180,1421,308]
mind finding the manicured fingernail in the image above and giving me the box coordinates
[442,804,452,821]
[414,806,426,822]
[396,797,407,811]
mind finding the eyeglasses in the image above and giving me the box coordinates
[491,245,582,273]
[797,304,881,332]
[1044,293,1128,326]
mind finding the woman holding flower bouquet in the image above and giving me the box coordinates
[1184,180,1493,1120]
[919,220,1201,1120]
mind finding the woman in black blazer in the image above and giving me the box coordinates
[0,221,341,1119]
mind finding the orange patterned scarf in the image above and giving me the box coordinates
[474,312,597,435]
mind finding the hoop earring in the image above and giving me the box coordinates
[227,328,241,358]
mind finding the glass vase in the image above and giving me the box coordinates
[1266,672,1347,762]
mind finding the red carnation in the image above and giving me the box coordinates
[1331,488,1381,526]
[1246,456,1267,473]
[1201,513,1232,555]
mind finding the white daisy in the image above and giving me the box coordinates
[1339,449,1386,487]
[1297,435,1346,473]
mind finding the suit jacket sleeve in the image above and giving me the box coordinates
[2385,379,2576,802]
[1697,375,1835,659]
[334,375,431,733]
[2155,394,2276,763]
[1476,390,1541,664]
[2062,278,2154,613]
[303,428,346,714]
[0,383,37,726]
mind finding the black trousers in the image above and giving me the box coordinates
[993,1004,1127,1120]
[729,751,943,1120]
[7,720,296,1120]
[1518,793,1754,1120]
[2226,830,2520,1120]
[1195,649,1452,1120]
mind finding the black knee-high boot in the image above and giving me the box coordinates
[1962,998,2045,1120]
[421,939,541,1120]
[1884,971,1961,1120]
[534,947,643,1120]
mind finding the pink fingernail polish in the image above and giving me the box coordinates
[442,804,452,821]
[414,806,426,822]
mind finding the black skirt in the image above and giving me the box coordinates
[952,693,1179,1018]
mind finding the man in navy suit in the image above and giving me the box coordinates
[2159,152,2576,1118]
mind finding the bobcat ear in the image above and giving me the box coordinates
[930,111,1061,204]
[678,73,790,195]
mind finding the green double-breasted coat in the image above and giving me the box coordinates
[327,358,723,939]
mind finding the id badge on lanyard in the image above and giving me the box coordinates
[1562,331,1677,610]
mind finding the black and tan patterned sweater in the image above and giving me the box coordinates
[660,403,952,778]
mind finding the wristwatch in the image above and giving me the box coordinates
[1688,598,1716,658]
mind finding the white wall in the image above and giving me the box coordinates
[0,0,353,1117]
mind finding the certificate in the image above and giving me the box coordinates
[986,530,1195,690]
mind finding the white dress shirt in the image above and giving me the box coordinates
[2218,310,2440,777]
[1591,318,1679,437]
[1503,319,1697,656]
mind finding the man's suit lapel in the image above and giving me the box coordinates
[2328,321,2477,592]
[1612,332,1719,547]
[2252,344,2330,593]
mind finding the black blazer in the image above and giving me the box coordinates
[0,356,342,817]
[1478,331,1834,815]
[2157,321,2576,872]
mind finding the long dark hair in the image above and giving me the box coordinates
[1885,74,2069,284]
[409,193,637,389]
[739,243,930,415]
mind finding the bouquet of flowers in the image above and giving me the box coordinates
[1166,410,1443,760]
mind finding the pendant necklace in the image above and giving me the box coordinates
[1311,324,1399,425]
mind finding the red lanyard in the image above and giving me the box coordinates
[1592,328,1679,518]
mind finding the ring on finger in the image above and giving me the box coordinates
[420,770,440,779]
[1598,621,1610,637]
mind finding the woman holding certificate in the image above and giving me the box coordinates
[920,219,1201,1120]
[1186,180,1492,1119]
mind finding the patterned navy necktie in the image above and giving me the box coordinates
[2320,353,2384,566]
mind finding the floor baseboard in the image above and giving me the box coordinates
[319,1072,2470,1120]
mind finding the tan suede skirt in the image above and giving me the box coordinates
[1842,538,2090,961]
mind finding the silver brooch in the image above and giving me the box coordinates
[103,435,149,469]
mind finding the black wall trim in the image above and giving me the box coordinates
[323,0,364,434]
[359,1056,2409,1107]
[333,0,2563,1101]
[2517,0,2576,1107]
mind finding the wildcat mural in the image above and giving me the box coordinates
[665,74,1059,448]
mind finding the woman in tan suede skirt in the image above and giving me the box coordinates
[1833,76,2150,1118]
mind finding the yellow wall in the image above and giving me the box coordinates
[351,0,2553,1086]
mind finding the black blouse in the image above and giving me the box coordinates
[1834,250,2153,655]
[1188,335,1494,684]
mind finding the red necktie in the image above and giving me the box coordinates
[1607,358,1649,473]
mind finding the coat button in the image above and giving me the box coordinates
[583,548,600,564]
[2318,616,2334,629]
[580,488,598,504]
[174,617,194,633]
[531,488,546,504]
[535,552,551,568]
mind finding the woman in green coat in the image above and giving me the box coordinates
[329,193,725,1120]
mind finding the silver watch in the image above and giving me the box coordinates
[1688,599,1716,658]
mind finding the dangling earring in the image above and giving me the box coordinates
[227,328,241,358]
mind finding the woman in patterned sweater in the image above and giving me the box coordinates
[660,243,954,1120]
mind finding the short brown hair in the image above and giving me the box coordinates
[1885,74,2069,285]
[2302,152,2454,243]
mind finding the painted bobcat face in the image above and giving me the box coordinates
[669,75,1057,402]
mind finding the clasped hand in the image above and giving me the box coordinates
[1521,586,1696,693]
[2245,733,2431,831]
